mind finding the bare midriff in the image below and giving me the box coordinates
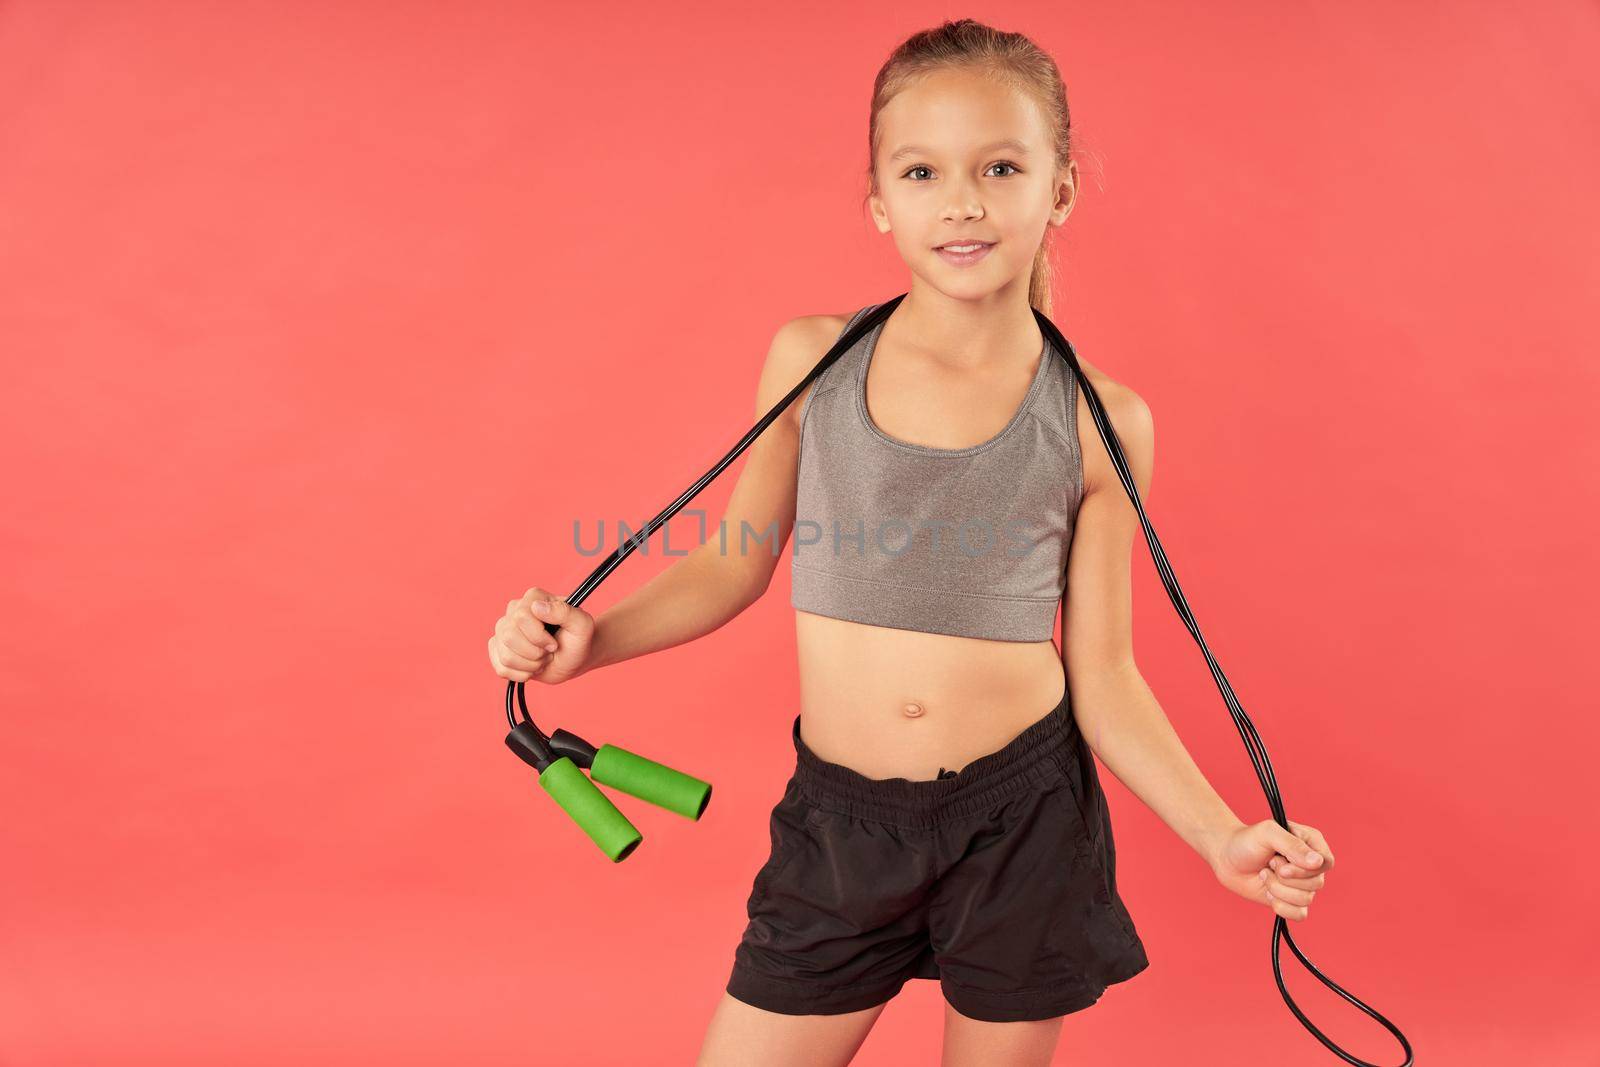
[794,609,1067,781]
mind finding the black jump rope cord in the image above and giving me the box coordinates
[508,294,1413,1066]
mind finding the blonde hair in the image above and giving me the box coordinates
[862,18,1074,316]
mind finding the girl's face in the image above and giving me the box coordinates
[868,68,1077,301]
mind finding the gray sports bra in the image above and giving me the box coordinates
[790,303,1084,642]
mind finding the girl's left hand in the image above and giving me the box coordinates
[1210,818,1334,922]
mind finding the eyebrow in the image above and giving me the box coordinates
[887,138,1032,162]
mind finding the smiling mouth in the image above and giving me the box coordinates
[934,242,997,266]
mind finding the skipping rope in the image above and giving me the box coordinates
[501,293,1414,1066]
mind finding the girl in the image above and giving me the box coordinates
[488,18,1335,1067]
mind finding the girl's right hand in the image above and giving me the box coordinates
[488,586,597,685]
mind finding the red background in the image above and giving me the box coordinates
[3,3,1595,1064]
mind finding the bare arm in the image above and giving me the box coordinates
[1061,371,1245,870]
[582,314,842,674]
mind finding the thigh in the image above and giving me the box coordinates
[940,1002,1065,1067]
[696,992,887,1067]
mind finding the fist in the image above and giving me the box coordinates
[1211,818,1334,923]
[487,586,597,686]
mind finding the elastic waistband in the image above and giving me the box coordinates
[789,688,1078,828]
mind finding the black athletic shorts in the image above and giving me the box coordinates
[725,688,1150,1023]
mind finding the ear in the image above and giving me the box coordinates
[868,189,892,235]
[1049,159,1079,228]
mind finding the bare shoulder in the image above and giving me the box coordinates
[753,311,856,422]
[1071,353,1155,499]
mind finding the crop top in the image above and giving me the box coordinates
[790,303,1084,642]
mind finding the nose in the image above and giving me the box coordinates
[940,181,984,223]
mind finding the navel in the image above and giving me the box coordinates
[903,701,925,718]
